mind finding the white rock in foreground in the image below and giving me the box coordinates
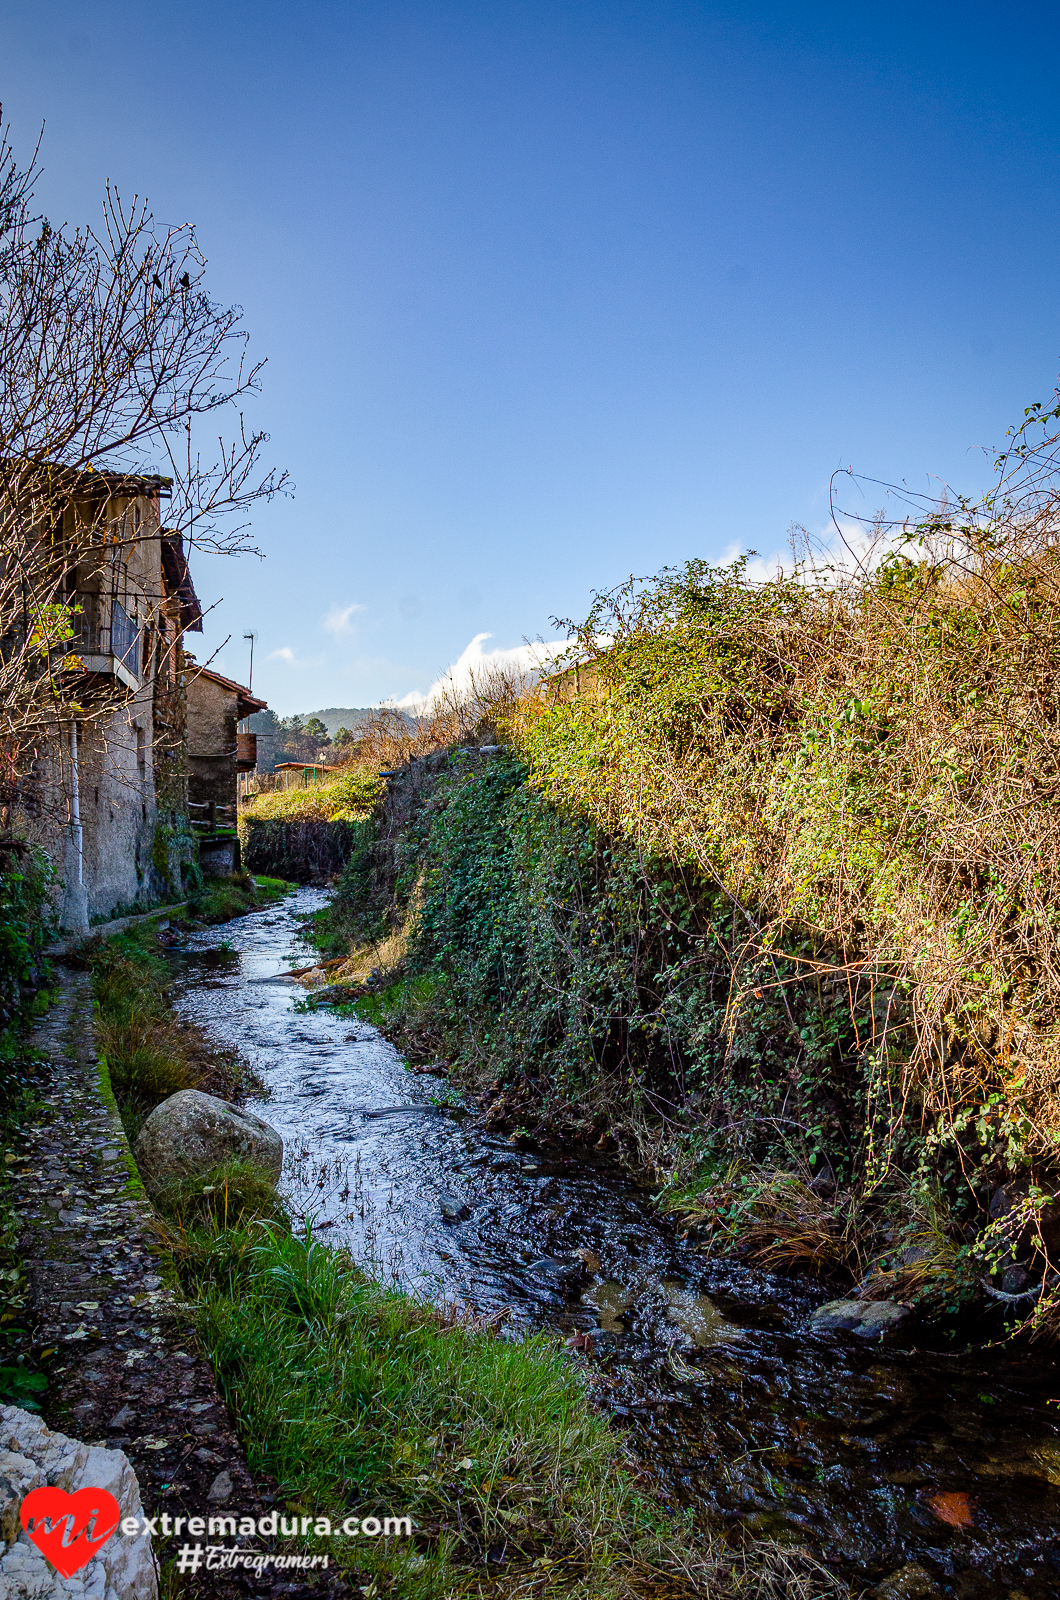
[0,1404,156,1598]
[133,1088,283,1197]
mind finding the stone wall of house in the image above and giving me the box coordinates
[19,695,164,926]
[10,486,178,928]
[187,672,238,813]
[77,699,161,917]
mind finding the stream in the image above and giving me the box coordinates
[170,888,1060,1598]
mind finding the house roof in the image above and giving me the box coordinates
[160,532,203,633]
[186,659,267,721]
[0,460,175,500]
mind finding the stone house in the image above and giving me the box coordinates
[6,470,206,931]
[185,663,266,816]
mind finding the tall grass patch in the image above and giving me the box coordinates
[170,1220,838,1599]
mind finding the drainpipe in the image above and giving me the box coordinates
[62,720,89,934]
[70,721,83,886]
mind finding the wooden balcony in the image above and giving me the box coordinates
[68,590,143,691]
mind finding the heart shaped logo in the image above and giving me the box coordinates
[20,1485,121,1578]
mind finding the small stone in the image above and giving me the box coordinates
[811,1299,911,1338]
[529,1257,585,1287]
[871,1563,940,1599]
[142,1275,162,1290]
[207,1469,234,1502]
[438,1194,469,1222]
[1001,1264,1033,1295]
[109,1404,137,1430]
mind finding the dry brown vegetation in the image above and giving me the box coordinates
[488,395,1060,1331]
[347,659,539,771]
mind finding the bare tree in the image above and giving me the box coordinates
[0,112,287,776]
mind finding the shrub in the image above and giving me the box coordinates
[242,766,382,824]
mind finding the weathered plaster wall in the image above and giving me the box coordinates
[21,697,162,924]
[77,700,160,918]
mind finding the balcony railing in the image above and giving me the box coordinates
[68,591,143,690]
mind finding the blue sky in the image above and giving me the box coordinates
[2,1,1059,712]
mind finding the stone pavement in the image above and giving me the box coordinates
[11,971,347,1597]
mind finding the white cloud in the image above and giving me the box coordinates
[323,602,366,636]
[266,646,324,670]
[722,518,903,586]
[393,632,568,712]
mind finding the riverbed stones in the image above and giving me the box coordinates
[811,1298,911,1338]
[0,1403,157,1599]
[133,1089,283,1197]
[528,1257,585,1288]
[870,1563,940,1599]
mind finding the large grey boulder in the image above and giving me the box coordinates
[0,1404,157,1598]
[133,1089,283,1198]
[811,1298,911,1338]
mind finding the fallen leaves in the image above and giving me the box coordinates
[925,1490,973,1528]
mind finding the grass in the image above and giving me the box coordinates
[161,1214,846,1599]
[664,1165,860,1279]
[88,920,264,1142]
[189,870,295,925]
[241,767,382,824]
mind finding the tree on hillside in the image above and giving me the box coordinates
[271,714,331,764]
[247,707,280,771]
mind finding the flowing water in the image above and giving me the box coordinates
[170,888,1060,1598]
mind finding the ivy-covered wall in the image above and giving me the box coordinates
[0,842,54,1059]
[323,740,1053,1326]
[331,754,891,1179]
